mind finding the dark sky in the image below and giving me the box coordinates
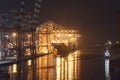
[0,0,120,47]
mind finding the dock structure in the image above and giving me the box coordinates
[0,0,81,66]
[0,20,80,66]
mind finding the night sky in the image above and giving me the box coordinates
[0,0,120,47]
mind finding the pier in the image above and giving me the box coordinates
[0,20,80,66]
[0,0,81,66]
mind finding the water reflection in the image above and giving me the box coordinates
[56,50,80,80]
[7,50,80,80]
[8,64,17,80]
[105,58,120,80]
[27,60,32,66]
[105,59,110,80]
[6,50,120,80]
[4,50,109,80]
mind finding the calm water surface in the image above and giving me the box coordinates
[0,50,119,80]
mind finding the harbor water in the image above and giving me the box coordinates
[0,50,120,80]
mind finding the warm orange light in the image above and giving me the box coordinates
[28,60,32,66]
[12,32,17,37]
[27,34,31,38]
[56,55,61,66]
[13,64,17,73]
[36,21,81,54]
[68,54,74,61]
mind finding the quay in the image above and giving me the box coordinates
[0,0,81,70]
[0,53,47,66]
[0,21,80,67]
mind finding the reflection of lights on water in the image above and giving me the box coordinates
[105,59,110,80]
[61,58,64,80]
[61,58,64,62]
[28,60,32,66]
[56,50,81,80]
[13,64,17,73]
[56,55,61,80]
[56,55,61,66]
[68,54,74,61]
[68,55,74,80]
[57,67,61,80]
[64,61,67,79]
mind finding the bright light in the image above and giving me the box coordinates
[68,57,73,79]
[28,60,32,66]
[104,50,110,57]
[68,54,74,61]
[108,40,112,45]
[74,50,81,55]
[116,41,119,44]
[68,34,72,37]
[56,55,61,66]
[5,35,9,38]
[105,59,110,79]
[13,64,17,73]
[56,55,61,80]
[12,32,17,37]
[36,21,81,55]
[56,34,60,37]
[27,34,31,38]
